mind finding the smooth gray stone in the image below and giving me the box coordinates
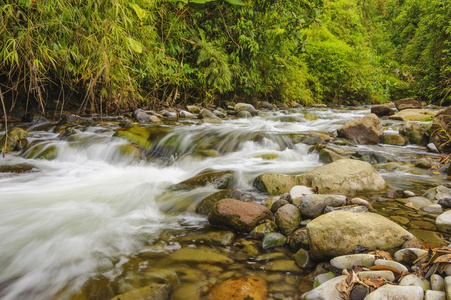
[425,290,446,300]
[364,285,424,300]
[399,274,431,291]
[358,270,395,282]
[374,259,409,273]
[302,275,347,300]
[330,254,376,269]
[431,274,445,291]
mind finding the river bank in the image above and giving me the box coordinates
[1,101,451,300]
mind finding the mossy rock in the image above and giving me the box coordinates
[173,170,234,191]
[35,145,58,160]
[304,113,319,120]
[0,127,29,152]
[255,153,279,160]
[113,127,154,151]
[109,283,170,300]
[0,164,35,173]
[117,144,143,160]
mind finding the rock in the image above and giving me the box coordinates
[394,98,423,110]
[200,118,222,124]
[371,104,395,117]
[390,109,437,121]
[249,220,277,239]
[57,115,96,126]
[236,111,252,118]
[364,285,424,300]
[428,143,439,153]
[401,196,433,209]
[399,274,431,290]
[330,254,376,269]
[383,134,408,146]
[235,103,258,116]
[199,108,221,120]
[313,272,335,288]
[307,211,415,260]
[337,113,383,145]
[424,186,451,202]
[132,108,151,123]
[208,199,272,233]
[109,283,170,300]
[149,115,162,123]
[374,259,409,273]
[186,105,200,114]
[262,232,287,249]
[113,126,157,151]
[0,164,35,173]
[400,121,431,145]
[303,133,326,145]
[318,148,347,163]
[394,248,428,265]
[299,194,347,218]
[253,159,386,195]
[169,248,233,264]
[356,150,388,164]
[446,277,451,299]
[415,157,434,168]
[174,171,234,190]
[265,260,302,272]
[258,101,274,110]
[422,204,443,214]
[213,110,227,118]
[324,205,369,214]
[350,198,374,210]
[22,112,49,123]
[305,113,319,120]
[290,185,316,205]
[270,199,289,213]
[288,228,309,252]
[0,127,28,152]
[350,285,370,300]
[425,290,446,300]
[390,215,410,225]
[431,274,445,291]
[171,283,203,300]
[275,204,301,235]
[175,231,235,247]
[358,270,395,282]
[293,249,315,269]
[195,189,243,216]
[209,276,267,300]
[302,275,347,300]
[436,210,451,233]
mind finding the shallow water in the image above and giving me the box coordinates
[0,106,449,299]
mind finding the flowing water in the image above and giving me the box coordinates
[0,106,449,300]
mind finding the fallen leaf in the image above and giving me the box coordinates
[369,265,401,275]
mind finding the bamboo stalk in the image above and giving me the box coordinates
[0,88,8,158]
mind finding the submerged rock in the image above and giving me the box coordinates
[0,127,28,152]
[208,199,272,233]
[174,171,234,190]
[298,194,347,218]
[168,248,233,264]
[307,211,415,260]
[337,113,383,145]
[109,283,170,300]
[302,275,347,300]
[195,189,243,216]
[400,121,431,145]
[253,159,386,195]
[262,232,287,249]
[208,276,267,300]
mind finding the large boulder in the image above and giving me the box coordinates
[132,108,151,123]
[235,103,258,116]
[371,104,395,117]
[389,109,436,121]
[399,121,431,145]
[394,98,422,110]
[429,106,451,152]
[208,276,267,300]
[253,159,386,195]
[208,199,272,233]
[337,113,383,145]
[195,189,243,216]
[306,211,415,260]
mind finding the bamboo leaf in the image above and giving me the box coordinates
[127,37,143,54]
[224,0,245,6]
[130,4,147,21]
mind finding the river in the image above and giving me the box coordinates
[0,106,448,299]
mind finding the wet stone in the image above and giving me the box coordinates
[274,203,301,236]
[262,232,287,250]
[350,284,370,300]
[265,260,302,273]
[313,272,335,288]
[249,220,277,239]
[394,248,428,265]
[288,228,309,252]
[270,199,289,213]
[390,215,410,225]
[330,254,376,270]
[293,249,315,269]
[302,275,347,300]
[423,204,444,214]
[436,210,451,233]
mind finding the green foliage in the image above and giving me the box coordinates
[1,0,449,112]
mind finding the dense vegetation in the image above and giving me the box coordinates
[0,0,450,114]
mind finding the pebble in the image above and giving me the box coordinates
[394,248,428,264]
[436,210,451,233]
[357,270,395,282]
[330,254,376,269]
[399,274,431,290]
[364,285,424,300]
[374,259,409,273]
[422,204,443,214]
[431,274,445,291]
[425,290,446,300]
[313,272,335,288]
[302,275,347,300]
[445,277,451,300]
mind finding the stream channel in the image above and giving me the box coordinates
[0,106,450,300]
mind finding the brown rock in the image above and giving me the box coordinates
[208,199,272,233]
[337,114,383,145]
[394,98,422,110]
[430,106,451,152]
[371,104,395,117]
[208,276,268,300]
